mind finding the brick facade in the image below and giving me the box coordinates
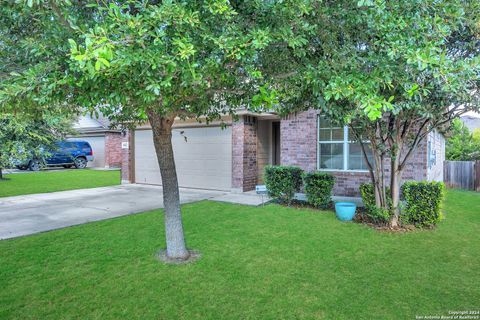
[105,132,123,168]
[121,130,134,183]
[232,116,258,192]
[280,109,432,197]
[280,109,319,172]
[124,110,442,194]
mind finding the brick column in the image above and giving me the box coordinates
[232,116,257,192]
[121,130,134,184]
[105,132,123,168]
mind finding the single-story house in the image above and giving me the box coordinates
[120,109,445,196]
[69,115,123,168]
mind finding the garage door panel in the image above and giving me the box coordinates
[177,159,231,170]
[173,129,230,144]
[172,141,228,151]
[176,167,230,176]
[175,160,231,171]
[135,127,232,190]
[178,174,231,189]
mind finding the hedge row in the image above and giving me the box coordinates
[265,166,445,227]
[360,181,445,227]
[264,166,303,205]
[303,172,336,208]
[264,166,335,207]
[359,183,391,223]
[401,181,445,227]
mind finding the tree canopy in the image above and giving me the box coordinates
[255,0,480,226]
[257,0,480,119]
[1,0,308,122]
[0,111,74,179]
[446,118,480,161]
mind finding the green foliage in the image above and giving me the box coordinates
[302,172,335,208]
[446,119,480,161]
[0,0,318,258]
[258,0,480,121]
[401,181,445,227]
[1,0,478,224]
[0,1,310,124]
[255,0,480,216]
[359,183,391,224]
[0,112,74,176]
[264,166,303,204]
[472,128,480,142]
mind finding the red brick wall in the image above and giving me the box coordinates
[280,109,319,172]
[105,132,123,168]
[232,117,257,191]
[244,121,258,190]
[280,110,429,196]
[121,130,134,183]
[332,171,372,196]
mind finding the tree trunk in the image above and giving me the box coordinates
[389,145,403,227]
[390,164,402,227]
[147,109,189,260]
[372,152,387,209]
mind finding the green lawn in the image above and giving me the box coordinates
[0,190,479,319]
[0,169,121,198]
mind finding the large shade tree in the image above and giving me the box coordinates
[258,0,480,227]
[0,0,308,260]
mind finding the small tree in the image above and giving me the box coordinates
[257,0,480,227]
[446,119,480,161]
[0,112,74,180]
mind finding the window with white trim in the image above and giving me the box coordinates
[317,117,373,171]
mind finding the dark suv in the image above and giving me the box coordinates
[17,141,94,171]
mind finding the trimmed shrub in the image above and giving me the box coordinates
[401,181,445,227]
[359,183,376,209]
[264,165,303,204]
[303,172,335,208]
[359,183,391,223]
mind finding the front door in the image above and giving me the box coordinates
[256,120,281,184]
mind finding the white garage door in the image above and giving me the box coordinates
[69,136,105,168]
[135,127,232,191]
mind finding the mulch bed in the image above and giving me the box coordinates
[277,200,420,233]
[353,209,418,233]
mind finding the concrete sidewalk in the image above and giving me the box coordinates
[0,184,226,240]
[211,190,272,206]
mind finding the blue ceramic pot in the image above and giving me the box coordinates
[335,202,357,221]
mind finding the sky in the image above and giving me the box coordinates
[463,111,480,118]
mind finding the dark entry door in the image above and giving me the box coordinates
[272,122,280,165]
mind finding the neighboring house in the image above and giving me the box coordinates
[69,115,123,168]
[121,109,445,196]
[461,114,480,133]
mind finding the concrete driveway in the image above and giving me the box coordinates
[0,184,226,240]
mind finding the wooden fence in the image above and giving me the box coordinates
[444,160,480,191]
